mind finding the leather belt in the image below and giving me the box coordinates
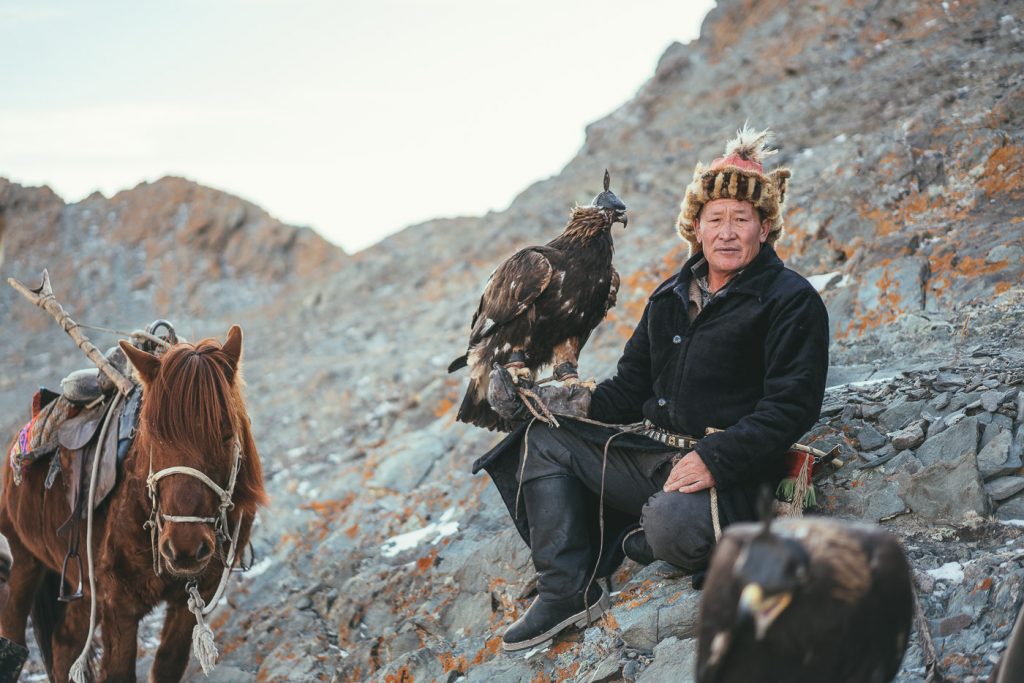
[639,419,701,451]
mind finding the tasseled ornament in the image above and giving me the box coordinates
[187,584,219,675]
[776,450,816,512]
[69,646,95,683]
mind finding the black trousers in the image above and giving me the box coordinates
[519,422,716,571]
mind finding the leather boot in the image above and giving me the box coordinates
[622,525,656,566]
[502,475,609,652]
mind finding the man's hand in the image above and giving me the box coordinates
[663,450,716,493]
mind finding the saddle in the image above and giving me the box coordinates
[8,378,142,513]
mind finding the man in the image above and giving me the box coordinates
[472,126,830,652]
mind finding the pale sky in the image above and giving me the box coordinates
[1,0,714,252]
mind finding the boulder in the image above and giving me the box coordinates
[877,399,925,432]
[897,450,989,523]
[916,416,979,467]
[856,424,887,451]
[977,429,1021,481]
[985,476,1024,502]
[890,421,926,451]
[636,637,697,683]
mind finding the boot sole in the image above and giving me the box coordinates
[502,591,611,653]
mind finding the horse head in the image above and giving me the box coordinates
[120,325,265,578]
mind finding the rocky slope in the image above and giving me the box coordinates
[2,0,1024,680]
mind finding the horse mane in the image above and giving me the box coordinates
[137,337,267,511]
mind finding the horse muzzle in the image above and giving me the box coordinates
[159,531,215,577]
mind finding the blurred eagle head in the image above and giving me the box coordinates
[733,524,811,640]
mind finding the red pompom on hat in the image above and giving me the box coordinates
[677,125,791,254]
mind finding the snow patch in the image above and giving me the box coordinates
[926,562,965,583]
[846,376,897,389]
[380,507,460,558]
[999,519,1024,528]
[806,271,841,292]
[246,557,275,578]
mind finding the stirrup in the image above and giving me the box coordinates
[58,551,84,602]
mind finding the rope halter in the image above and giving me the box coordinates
[142,437,247,675]
[144,438,243,577]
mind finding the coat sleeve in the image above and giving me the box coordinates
[588,302,655,424]
[695,286,829,489]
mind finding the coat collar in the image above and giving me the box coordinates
[650,244,785,301]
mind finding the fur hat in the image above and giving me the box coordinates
[677,126,791,252]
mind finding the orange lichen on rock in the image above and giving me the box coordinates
[439,651,468,673]
[416,549,439,574]
[859,190,965,239]
[977,145,1024,198]
[383,664,415,683]
[299,493,357,541]
[611,242,688,338]
[839,261,907,338]
[928,250,1010,303]
[553,662,581,681]
[471,636,504,665]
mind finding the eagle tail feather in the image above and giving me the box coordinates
[456,380,513,432]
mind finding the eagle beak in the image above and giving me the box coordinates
[738,583,792,640]
[615,210,628,229]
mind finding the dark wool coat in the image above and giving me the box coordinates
[473,244,829,573]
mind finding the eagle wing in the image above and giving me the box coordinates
[467,248,554,345]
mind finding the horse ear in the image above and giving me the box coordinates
[222,325,243,378]
[119,341,160,385]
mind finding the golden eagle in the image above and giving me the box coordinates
[447,171,626,431]
[697,515,913,683]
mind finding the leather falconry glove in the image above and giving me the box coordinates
[487,364,592,423]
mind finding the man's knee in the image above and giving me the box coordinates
[641,490,715,570]
[519,423,574,483]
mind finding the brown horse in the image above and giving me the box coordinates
[0,325,266,681]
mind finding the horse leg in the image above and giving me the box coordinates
[50,596,91,683]
[0,530,43,647]
[98,595,143,683]
[149,602,197,683]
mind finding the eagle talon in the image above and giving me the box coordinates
[563,376,597,391]
[505,364,534,384]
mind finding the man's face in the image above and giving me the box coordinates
[695,198,771,283]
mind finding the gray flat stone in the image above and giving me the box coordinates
[943,410,968,428]
[636,637,697,683]
[986,476,1024,502]
[878,399,926,432]
[857,424,888,451]
[981,415,1014,449]
[886,451,922,476]
[617,605,660,650]
[978,429,1020,481]
[996,495,1024,521]
[891,421,926,451]
[917,416,979,467]
[981,388,1017,412]
[657,592,702,641]
[897,449,989,523]
[585,654,622,683]
[861,403,885,420]
[862,481,908,522]
[934,372,967,391]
